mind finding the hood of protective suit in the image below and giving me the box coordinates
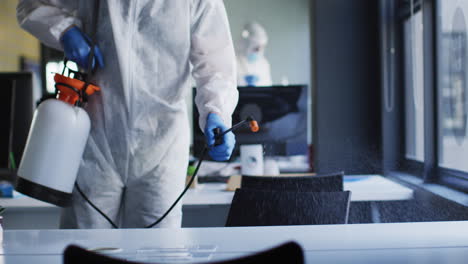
[238,21,269,58]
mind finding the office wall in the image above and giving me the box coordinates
[313,0,382,174]
[0,0,40,71]
[224,0,311,87]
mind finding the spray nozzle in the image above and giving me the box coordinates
[212,116,260,146]
[246,116,260,132]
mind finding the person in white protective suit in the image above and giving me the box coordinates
[236,22,272,87]
[17,0,238,228]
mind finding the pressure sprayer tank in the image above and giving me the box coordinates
[15,74,100,207]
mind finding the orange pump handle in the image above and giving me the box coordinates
[54,73,100,105]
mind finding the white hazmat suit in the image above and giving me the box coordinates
[236,22,272,87]
[17,0,238,228]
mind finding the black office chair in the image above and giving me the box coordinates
[63,241,304,264]
[226,189,351,227]
[241,171,344,192]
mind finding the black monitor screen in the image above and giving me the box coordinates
[0,73,34,169]
[193,85,309,158]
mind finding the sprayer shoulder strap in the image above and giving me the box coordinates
[82,0,101,100]
[86,0,101,79]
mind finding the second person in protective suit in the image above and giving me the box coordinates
[17,0,238,228]
[236,22,273,87]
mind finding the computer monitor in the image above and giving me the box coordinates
[0,73,35,170]
[192,85,309,158]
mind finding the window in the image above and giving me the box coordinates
[45,61,78,94]
[404,10,425,162]
[437,2,468,172]
[385,0,468,188]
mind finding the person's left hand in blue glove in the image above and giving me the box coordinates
[204,113,236,161]
[60,26,104,70]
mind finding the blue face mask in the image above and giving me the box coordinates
[247,53,259,63]
[245,75,259,86]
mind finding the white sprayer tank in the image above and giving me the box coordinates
[16,99,90,206]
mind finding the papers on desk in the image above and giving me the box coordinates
[136,245,217,262]
[196,155,310,178]
[343,175,370,182]
[196,161,240,177]
[274,155,310,172]
[2,190,24,199]
[76,239,218,263]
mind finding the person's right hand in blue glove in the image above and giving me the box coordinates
[204,113,236,161]
[60,26,104,70]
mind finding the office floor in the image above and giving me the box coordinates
[183,192,468,227]
[349,189,468,224]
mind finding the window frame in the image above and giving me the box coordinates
[434,1,468,192]
[396,0,428,179]
[396,0,440,182]
[385,0,468,191]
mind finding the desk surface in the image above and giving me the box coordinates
[2,221,468,263]
[1,175,413,209]
[184,175,414,205]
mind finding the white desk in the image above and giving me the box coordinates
[2,221,468,263]
[1,175,413,207]
[0,175,413,229]
[185,175,414,205]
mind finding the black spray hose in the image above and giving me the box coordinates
[75,182,119,228]
[77,117,257,228]
[146,147,208,228]
[145,119,249,228]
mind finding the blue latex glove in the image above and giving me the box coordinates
[204,113,236,161]
[61,26,104,70]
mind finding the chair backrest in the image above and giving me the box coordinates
[63,241,304,264]
[241,171,344,192]
[226,189,351,227]
[63,245,139,264]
